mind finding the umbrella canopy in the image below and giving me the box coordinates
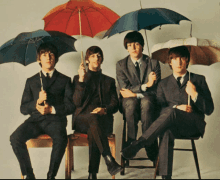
[151,37,220,66]
[0,29,77,66]
[103,8,191,38]
[43,0,120,37]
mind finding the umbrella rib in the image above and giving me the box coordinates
[81,8,94,37]
[65,7,78,33]
[92,7,113,25]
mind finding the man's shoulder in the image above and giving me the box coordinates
[190,72,205,80]
[117,55,130,66]
[142,54,159,65]
[159,74,173,85]
[102,73,115,82]
[56,71,71,80]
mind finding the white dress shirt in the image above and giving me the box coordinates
[41,69,56,114]
[130,56,148,99]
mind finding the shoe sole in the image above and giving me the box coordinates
[120,151,135,160]
[110,167,123,176]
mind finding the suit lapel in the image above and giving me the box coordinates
[140,55,148,83]
[127,56,141,83]
[170,74,180,89]
[47,70,59,89]
[180,71,189,88]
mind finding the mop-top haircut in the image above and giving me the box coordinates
[124,31,145,51]
[168,46,190,69]
[85,46,104,64]
[37,43,59,66]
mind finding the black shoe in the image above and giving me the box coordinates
[47,173,55,179]
[162,175,172,179]
[121,137,147,160]
[103,155,123,176]
[88,173,97,179]
[145,140,159,162]
[25,173,36,179]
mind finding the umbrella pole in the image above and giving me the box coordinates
[144,29,151,57]
[39,71,44,91]
[78,9,84,65]
[188,71,191,106]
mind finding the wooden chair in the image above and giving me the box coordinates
[65,132,116,179]
[121,119,159,179]
[21,134,68,179]
[173,137,201,179]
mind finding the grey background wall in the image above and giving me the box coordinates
[0,0,219,179]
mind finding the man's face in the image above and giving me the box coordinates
[169,55,188,74]
[87,53,102,71]
[39,51,56,71]
[127,42,143,59]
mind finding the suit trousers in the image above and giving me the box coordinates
[74,114,111,173]
[122,96,158,161]
[10,119,68,176]
[140,107,202,176]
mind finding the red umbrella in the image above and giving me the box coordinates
[43,0,120,38]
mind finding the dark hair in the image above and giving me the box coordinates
[168,46,190,69]
[37,43,58,66]
[85,46,104,64]
[124,31,144,51]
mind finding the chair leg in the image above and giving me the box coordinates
[66,140,71,179]
[71,146,74,171]
[121,155,125,175]
[111,140,116,179]
[191,140,201,179]
[21,174,24,179]
[154,156,159,179]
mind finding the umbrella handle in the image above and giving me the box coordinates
[188,71,190,106]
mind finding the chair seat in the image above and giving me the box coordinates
[69,132,115,140]
[33,134,51,140]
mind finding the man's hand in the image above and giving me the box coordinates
[36,102,52,115]
[146,72,157,88]
[176,105,193,113]
[78,63,86,82]
[120,88,137,98]
[186,81,198,100]
[38,90,47,104]
[91,107,106,116]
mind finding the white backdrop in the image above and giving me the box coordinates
[0,0,219,179]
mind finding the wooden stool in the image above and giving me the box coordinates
[65,132,116,179]
[21,134,68,179]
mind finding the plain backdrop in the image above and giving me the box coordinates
[0,0,219,179]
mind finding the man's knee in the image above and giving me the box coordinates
[141,96,155,111]
[52,135,68,146]
[122,97,139,112]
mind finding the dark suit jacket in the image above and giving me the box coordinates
[157,72,214,136]
[72,71,119,134]
[20,70,75,123]
[116,54,161,96]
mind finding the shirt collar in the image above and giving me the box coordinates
[173,71,187,80]
[130,55,143,66]
[41,69,55,78]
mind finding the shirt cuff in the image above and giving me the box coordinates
[192,93,198,103]
[51,106,56,114]
[173,105,177,108]
[136,93,145,99]
[141,84,148,92]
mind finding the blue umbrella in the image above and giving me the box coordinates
[103,6,191,54]
[0,29,77,66]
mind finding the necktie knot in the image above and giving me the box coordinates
[46,73,50,82]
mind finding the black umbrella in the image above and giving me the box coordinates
[0,29,77,66]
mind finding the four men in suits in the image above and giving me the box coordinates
[10,43,75,179]
[72,46,122,179]
[121,46,214,179]
[9,32,215,179]
[116,31,161,162]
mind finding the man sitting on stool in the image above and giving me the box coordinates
[121,46,214,179]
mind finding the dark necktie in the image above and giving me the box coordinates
[177,77,182,87]
[46,73,50,83]
[135,61,140,80]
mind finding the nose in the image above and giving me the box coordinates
[177,57,182,65]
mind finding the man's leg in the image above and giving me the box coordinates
[140,96,158,162]
[158,130,175,178]
[42,121,68,179]
[122,97,139,144]
[10,121,43,177]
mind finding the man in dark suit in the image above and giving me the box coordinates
[116,31,161,162]
[121,46,214,179]
[72,46,122,179]
[10,43,74,179]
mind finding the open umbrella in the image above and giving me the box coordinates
[0,29,77,90]
[151,37,220,104]
[103,1,191,55]
[43,0,120,63]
